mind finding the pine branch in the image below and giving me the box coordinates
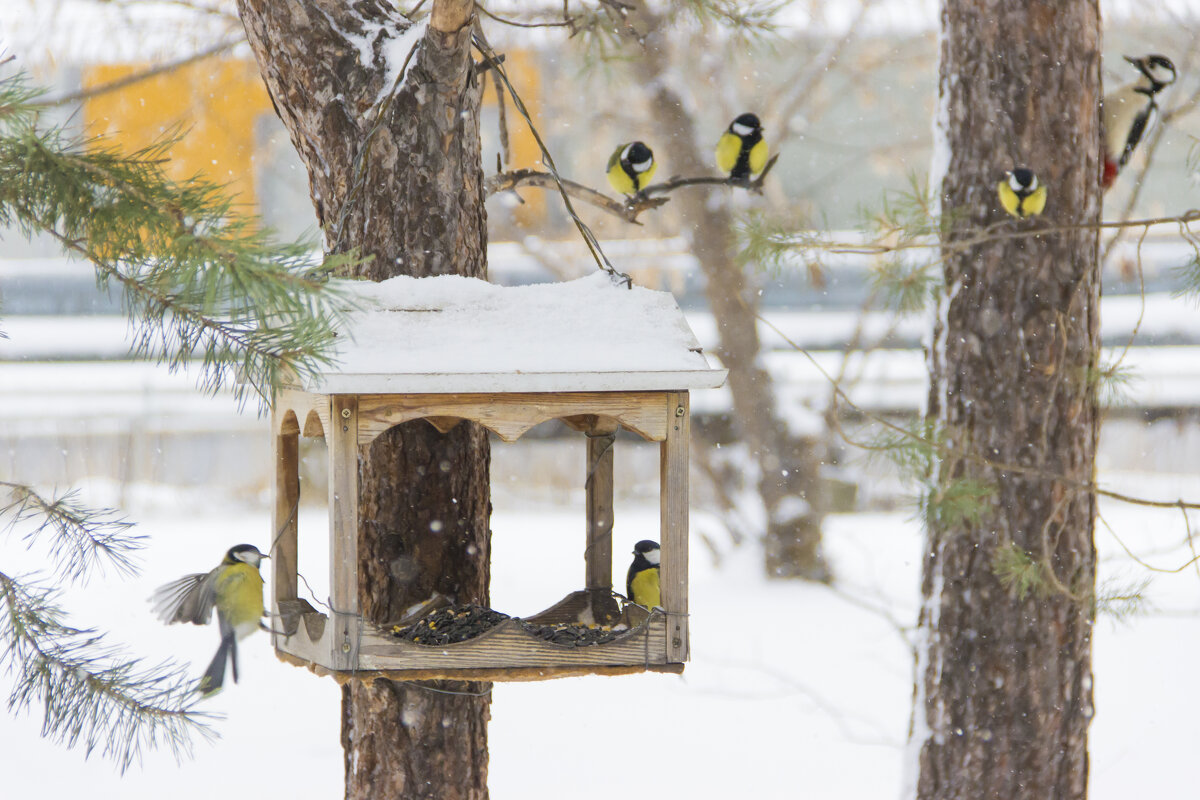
[1,482,142,585]
[0,70,354,407]
[0,572,214,773]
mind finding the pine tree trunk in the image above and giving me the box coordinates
[236,2,491,798]
[627,4,830,580]
[915,2,1102,798]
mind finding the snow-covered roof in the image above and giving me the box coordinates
[300,272,727,394]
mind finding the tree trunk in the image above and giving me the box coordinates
[627,4,830,580]
[914,2,1101,799]
[236,2,491,798]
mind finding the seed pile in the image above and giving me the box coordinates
[391,604,628,647]
[518,621,626,647]
[392,605,510,645]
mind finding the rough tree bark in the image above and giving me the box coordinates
[623,3,830,580]
[236,1,491,798]
[914,2,1101,799]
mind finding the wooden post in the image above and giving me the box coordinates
[271,410,301,644]
[660,391,689,662]
[585,419,619,624]
[330,395,360,671]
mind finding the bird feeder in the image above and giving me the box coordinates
[269,273,726,681]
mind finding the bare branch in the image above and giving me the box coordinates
[485,154,781,224]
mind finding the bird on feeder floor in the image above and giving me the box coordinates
[997,167,1047,219]
[1102,54,1176,190]
[715,112,768,182]
[152,544,267,697]
[606,141,658,197]
[626,539,661,608]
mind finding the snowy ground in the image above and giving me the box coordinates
[2,474,1199,798]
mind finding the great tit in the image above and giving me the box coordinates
[152,544,267,696]
[626,539,661,608]
[1103,54,1176,190]
[716,112,768,182]
[997,168,1047,219]
[606,141,658,197]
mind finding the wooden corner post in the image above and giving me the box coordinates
[271,408,300,647]
[330,395,361,671]
[660,391,689,662]
[585,418,619,623]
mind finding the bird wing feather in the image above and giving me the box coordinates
[1025,185,1048,217]
[748,138,769,176]
[150,571,216,626]
[715,132,741,174]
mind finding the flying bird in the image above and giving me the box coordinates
[152,544,268,696]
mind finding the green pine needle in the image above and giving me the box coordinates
[992,543,1045,601]
[0,69,356,409]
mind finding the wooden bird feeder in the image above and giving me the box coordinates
[269,273,726,681]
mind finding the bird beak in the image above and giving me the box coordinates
[1124,55,1150,75]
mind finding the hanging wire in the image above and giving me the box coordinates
[470,26,632,287]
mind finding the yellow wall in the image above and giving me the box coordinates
[83,59,273,212]
[483,49,544,228]
[83,51,545,227]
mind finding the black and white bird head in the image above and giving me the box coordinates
[226,544,267,567]
[622,141,655,174]
[1126,54,1176,93]
[730,113,762,138]
[1007,167,1038,195]
[633,539,661,565]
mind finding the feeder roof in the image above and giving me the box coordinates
[298,272,728,394]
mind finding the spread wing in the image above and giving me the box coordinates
[151,571,216,626]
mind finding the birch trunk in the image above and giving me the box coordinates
[235,1,491,798]
[915,1,1102,798]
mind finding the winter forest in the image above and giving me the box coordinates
[2,1,1200,798]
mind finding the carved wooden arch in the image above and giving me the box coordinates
[273,389,331,439]
[279,408,300,436]
[302,409,326,439]
[355,392,672,445]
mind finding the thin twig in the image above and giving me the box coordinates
[484,154,781,224]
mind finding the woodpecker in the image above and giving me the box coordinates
[1103,54,1176,190]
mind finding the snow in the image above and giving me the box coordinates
[1,478,1198,798]
[307,272,726,394]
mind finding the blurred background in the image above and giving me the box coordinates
[2,1,1200,798]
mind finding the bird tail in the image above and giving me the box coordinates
[198,632,234,697]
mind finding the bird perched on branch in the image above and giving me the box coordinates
[716,112,768,182]
[1103,54,1176,190]
[152,544,268,696]
[997,167,1047,219]
[606,141,658,197]
[626,539,661,608]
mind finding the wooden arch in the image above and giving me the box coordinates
[355,392,671,445]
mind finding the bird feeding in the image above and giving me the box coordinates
[263,274,725,681]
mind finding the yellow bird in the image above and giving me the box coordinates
[716,112,768,181]
[152,544,267,696]
[606,141,658,197]
[997,168,1047,219]
[626,540,661,608]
